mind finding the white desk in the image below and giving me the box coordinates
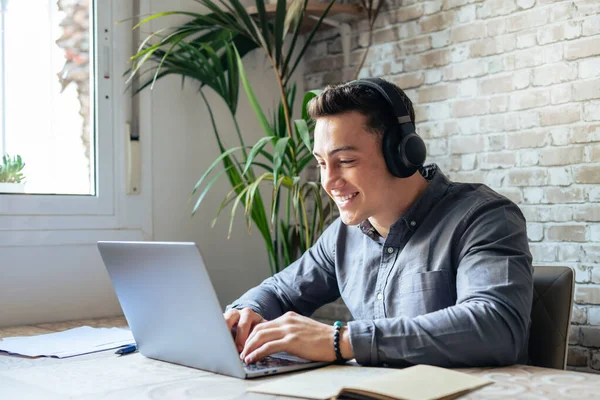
[1,317,599,399]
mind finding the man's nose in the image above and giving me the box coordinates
[321,167,343,191]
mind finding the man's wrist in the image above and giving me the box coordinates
[339,326,354,360]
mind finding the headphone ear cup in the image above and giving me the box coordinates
[383,125,425,178]
[382,126,404,178]
[399,127,427,168]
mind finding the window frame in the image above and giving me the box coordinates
[0,0,142,234]
[0,1,119,226]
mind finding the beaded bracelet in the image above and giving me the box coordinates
[333,321,345,363]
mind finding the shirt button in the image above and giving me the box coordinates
[377,293,383,301]
[387,247,394,254]
[410,221,416,227]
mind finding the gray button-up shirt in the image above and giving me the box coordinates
[228,165,533,368]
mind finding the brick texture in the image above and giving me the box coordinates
[304,0,600,373]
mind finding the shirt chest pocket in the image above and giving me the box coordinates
[398,270,454,318]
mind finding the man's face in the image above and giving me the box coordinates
[313,111,396,226]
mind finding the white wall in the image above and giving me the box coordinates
[0,0,305,327]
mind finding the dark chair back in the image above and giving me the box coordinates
[528,266,574,370]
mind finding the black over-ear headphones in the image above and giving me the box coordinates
[347,78,426,178]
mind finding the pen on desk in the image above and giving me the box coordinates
[115,344,137,355]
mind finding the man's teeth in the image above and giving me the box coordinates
[337,192,357,201]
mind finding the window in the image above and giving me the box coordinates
[0,0,96,195]
[0,0,117,220]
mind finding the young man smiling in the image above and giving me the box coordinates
[224,78,534,368]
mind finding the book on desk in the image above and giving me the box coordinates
[247,364,493,400]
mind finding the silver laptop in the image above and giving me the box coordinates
[97,241,329,379]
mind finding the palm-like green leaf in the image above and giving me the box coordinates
[243,136,276,175]
[294,119,311,152]
[191,147,243,204]
[283,0,304,42]
[234,44,275,137]
[297,152,317,172]
[302,89,322,121]
[243,172,272,229]
[303,181,324,243]
[213,182,247,228]
[281,0,309,79]
[191,165,235,216]
[128,25,258,115]
[253,0,271,53]
[228,184,253,239]
[127,1,338,274]
[272,137,290,184]
[284,0,337,87]
[273,0,286,65]
[133,11,203,30]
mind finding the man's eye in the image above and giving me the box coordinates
[340,160,355,165]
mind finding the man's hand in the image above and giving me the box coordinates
[224,308,265,353]
[240,311,353,364]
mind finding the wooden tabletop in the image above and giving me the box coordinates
[2,317,600,399]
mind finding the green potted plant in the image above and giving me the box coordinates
[0,154,26,193]
[128,0,337,275]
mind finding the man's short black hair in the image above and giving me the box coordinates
[307,79,416,139]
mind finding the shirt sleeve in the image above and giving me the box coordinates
[225,219,342,321]
[348,198,534,367]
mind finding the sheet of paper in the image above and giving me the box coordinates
[0,326,134,358]
[248,365,393,400]
[342,364,493,400]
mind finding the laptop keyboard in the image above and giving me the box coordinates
[243,354,311,371]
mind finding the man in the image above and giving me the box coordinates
[224,78,533,368]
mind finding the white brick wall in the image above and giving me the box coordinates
[305,0,600,373]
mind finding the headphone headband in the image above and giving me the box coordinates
[347,78,413,125]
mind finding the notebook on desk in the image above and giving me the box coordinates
[248,364,493,400]
[97,241,328,379]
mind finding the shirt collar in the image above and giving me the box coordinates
[359,164,450,244]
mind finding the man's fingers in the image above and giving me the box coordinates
[235,312,252,352]
[240,326,282,360]
[244,339,288,364]
[243,318,274,349]
[223,309,241,331]
[225,308,265,352]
